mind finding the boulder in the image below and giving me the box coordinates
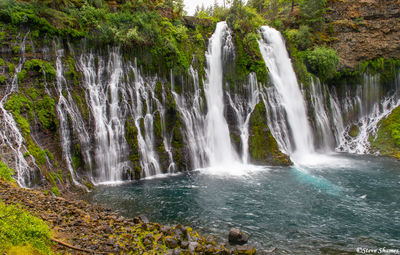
[228,228,248,245]
[133,214,149,224]
[165,237,178,249]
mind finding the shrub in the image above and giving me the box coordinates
[285,25,312,51]
[303,46,339,81]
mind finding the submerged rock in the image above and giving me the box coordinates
[228,228,249,245]
[235,245,256,255]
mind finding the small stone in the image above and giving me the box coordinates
[235,245,256,255]
[228,228,248,245]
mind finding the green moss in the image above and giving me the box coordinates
[0,31,5,41]
[17,69,27,83]
[126,119,141,179]
[27,140,47,166]
[349,125,359,138]
[35,95,57,131]
[249,102,291,166]
[72,144,83,170]
[370,105,400,159]
[24,59,56,80]
[12,45,20,54]
[0,161,14,182]
[7,62,15,74]
[0,57,4,66]
[44,149,54,162]
[65,56,80,86]
[51,185,59,196]
[0,202,51,254]
[0,75,5,84]
[4,93,33,136]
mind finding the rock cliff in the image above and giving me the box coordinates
[327,0,400,68]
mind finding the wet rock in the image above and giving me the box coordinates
[143,237,153,247]
[229,228,248,245]
[235,245,256,255]
[161,225,172,234]
[165,237,178,248]
[189,241,199,252]
[181,241,189,249]
[133,214,149,224]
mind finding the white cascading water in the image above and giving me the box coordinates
[78,50,130,183]
[172,66,207,169]
[309,78,336,151]
[203,21,240,167]
[226,73,259,163]
[258,26,315,162]
[0,33,36,187]
[260,86,292,155]
[126,60,162,177]
[337,72,400,154]
[55,48,92,186]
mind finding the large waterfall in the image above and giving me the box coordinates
[203,22,240,167]
[1,23,399,187]
[258,26,400,163]
[258,26,315,162]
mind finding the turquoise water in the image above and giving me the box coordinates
[87,154,400,254]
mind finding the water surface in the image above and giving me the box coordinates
[87,154,400,254]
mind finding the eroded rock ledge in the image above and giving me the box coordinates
[327,0,400,68]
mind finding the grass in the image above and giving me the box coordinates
[0,201,52,254]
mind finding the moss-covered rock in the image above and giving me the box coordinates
[370,105,400,160]
[249,101,291,166]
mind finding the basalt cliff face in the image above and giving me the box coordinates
[327,0,400,68]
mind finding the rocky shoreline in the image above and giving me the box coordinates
[0,180,257,254]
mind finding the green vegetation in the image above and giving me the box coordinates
[126,118,141,179]
[303,46,339,81]
[51,185,60,196]
[24,59,56,80]
[0,161,14,182]
[249,102,291,165]
[0,202,51,254]
[370,106,400,159]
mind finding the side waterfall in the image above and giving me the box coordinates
[0,33,36,187]
[258,26,315,162]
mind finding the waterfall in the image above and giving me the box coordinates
[204,21,240,166]
[0,33,36,187]
[55,48,91,186]
[258,26,315,161]
[226,73,259,163]
[309,78,336,151]
[172,66,207,169]
[78,50,130,183]
[126,60,163,177]
[337,72,400,153]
